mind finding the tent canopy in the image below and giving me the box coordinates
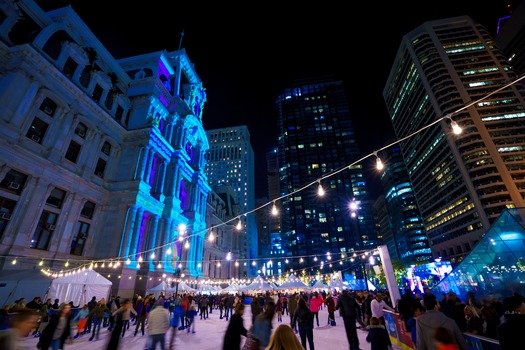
[148,281,168,298]
[0,269,52,306]
[310,280,329,290]
[167,281,196,293]
[241,275,275,292]
[278,274,309,290]
[48,269,112,306]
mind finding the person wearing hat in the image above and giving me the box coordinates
[496,293,525,350]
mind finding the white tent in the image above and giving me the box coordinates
[241,275,275,292]
[0,269,52,306]
[168,281,197,293]
[148,281,168,298]
[310,280,329,290]
[48,269,112,306]
[278,274,309,290]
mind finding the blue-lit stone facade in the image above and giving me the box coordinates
[0,0,210,297]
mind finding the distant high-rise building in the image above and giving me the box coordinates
[377,146,431,265]
[205,126,257,276]
[275,77,379,276]
[384,16,525,266]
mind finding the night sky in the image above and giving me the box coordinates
[35,0,522,198]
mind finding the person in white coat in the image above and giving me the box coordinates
[147,300,170,350]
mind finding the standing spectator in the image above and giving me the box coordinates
[38,303,73,350]
[252,301,276,349]
[292,297,315,350]
[366,316,392,350]
[134,296,150,336]
[225,294,235,321]
[361,291,374,327]
[335,289,361,350]
[168,297,183,350]
[222,303,248,350]
[9,298,26,312]
[416,297,468,350]
[324,293,336,326]
[51,299,60,310]
[88,298,110,342]
[370,292,395,325]
[463,303,483,335]
[406,303,425,347]
[112,298,137,338]
[86,296,97,334]
[26,297,42,311]
[199,295,208,320]
[309,294,321,328]
[36,298,52,338]
[275,298,283,323]
[147,299,170,350]
[251,295,261,324]
[265,324,304,350]
[496,294,525,350]
[281,294,288,316]
[440,292,467,332]
[288,293,298,332]
[186,299,197,334]
[0,308,40,350]
[107,298,135,350]
[107,296,118,331]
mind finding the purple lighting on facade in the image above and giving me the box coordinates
[180,180,188,210]
[136,212,149,257]
[149,155,158,188]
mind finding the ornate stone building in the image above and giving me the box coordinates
[0,0,211,297]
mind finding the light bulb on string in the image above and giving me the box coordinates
[11,257,16,265]
[166,247,172,255]
[447,115,462,135]
[39,259,44,266]
[157,262,162,269]
[236,217,242,230]
[150,251,156,259]
[184,240,190,249]
[138,255,143,263]
[317,181,325,196]
[208,232,215,241]
[65,261,69,267]
[374,152,384,171]
[126,258,131,265]
[271,202,278,216]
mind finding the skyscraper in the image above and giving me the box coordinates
[384,16,525,265]
[205,126,257,276]
[275,77,378,276]
[377,146,431,265]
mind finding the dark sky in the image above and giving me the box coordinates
[36,0,522,198]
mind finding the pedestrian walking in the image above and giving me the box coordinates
[222,303,248,350]
[147,299,170,350]
[134,296,150,336]
[292,297,315,350]
[0,308,40,350]
[252,300,276,349]
[37,303,73,350]
[106,299,136,350]
[335,290,361,350]
[88,299,110,341]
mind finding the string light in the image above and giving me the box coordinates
[317,181,325,196]
[236,217,242,230]
[271,201,278,216]
[166,247,172,255]
[374,152,384,171]
[208,232,215,241]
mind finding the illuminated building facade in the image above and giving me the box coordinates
[384,16,525,265]
[377,146,432,265]
[205,126,257,276]
[0,0,210,297]
[276,77,379,275]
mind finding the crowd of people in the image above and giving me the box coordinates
[0,286,524,350]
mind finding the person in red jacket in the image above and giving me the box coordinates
[309,293,321,327]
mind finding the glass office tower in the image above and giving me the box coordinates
[384,16,525,266]
[275,77,378,276]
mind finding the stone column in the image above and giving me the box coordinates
[144,148,155,185]
[128,207,144,260]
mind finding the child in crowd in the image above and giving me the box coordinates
[366,316,392,350]
[434,326,459,350]
[72,305,90,338]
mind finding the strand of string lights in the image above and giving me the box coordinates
[13,72,525,277]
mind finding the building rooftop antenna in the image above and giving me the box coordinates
[178,29,185,50]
